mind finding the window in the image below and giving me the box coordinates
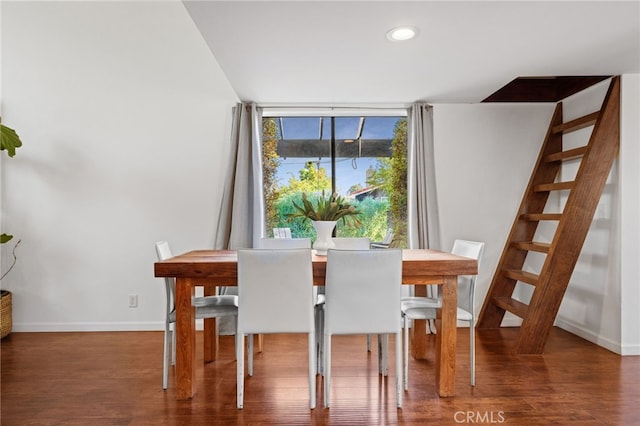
[262,111,407,247]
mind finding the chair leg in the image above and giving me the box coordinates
[257,334,264,353]
[470,322,475,386]
[248,334,254,377]
[163,322,171,390]
[384,334,389,376]
[323,332,332,408]
[367,334,371,352]
[315,305,324,375]
[377,335,381,374]
[395,330,403,408]
[376,334,388,376]
[308,331,316,409]
[171,323,176,365]
[428,319,438,334]
[236,333,244,409]
[233,326,238,361]
[403,315,409,391]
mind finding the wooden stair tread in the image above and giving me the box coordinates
[545,146,588,162]
[551,111,599,134]
[534,181,574,192]
[512,241,551,253]
[503,269,539,285]
[493,297,529,319]
[521,213,563,221]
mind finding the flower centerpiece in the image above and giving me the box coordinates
[287,191,361,255]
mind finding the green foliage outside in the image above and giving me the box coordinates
[279,161,331,197]
[367,118,408,247]
[261,116,407,246]
[262,118,280,233]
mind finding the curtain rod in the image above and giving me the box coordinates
[260,105,410,117]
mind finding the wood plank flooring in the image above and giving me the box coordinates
[1,327,638,425]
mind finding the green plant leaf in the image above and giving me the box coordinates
[1,234,13,244]
[285,191,361,225]
[0,122,23,158]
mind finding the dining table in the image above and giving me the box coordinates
[154,248,477,400]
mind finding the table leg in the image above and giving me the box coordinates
[203,284,218,363]
[203,318,217,362]
[175,277,196,399]
[435,275,457,397]
[410,285,429,359]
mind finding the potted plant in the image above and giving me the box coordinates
[287,190,361,255]
[1,117,23,339]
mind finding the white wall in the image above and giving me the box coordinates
[1,1,239,331]
[432,103,554,326]
[619,74,640,355]
[553,79,621,352]
[551,76,640,355]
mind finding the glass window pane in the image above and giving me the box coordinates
[263,114,407,247]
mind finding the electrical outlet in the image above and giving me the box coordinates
[128,294,138,308]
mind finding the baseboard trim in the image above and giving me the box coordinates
[554,318,635,355]
[12,320,209,332]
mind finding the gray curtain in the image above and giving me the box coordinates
[407,103,441,332]
[408,103,440,251]
[214,103,263,334]
[214,102,264,250]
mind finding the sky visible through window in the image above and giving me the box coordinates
[274,116,402,196]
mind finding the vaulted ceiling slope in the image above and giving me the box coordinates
[183,1,640,105]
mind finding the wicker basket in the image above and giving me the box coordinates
[1,291,12,339]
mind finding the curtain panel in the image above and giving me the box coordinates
[407,103,440,251]
[214,102,264,250]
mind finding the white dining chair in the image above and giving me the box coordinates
[401,239,484,389]
[236,248,316,409]
[370,228,395,249]
[315,237,378,375]
[254,237,312,352]
[258,237,310,249]
[155,241,238,390]
[272,227,292,238]
[323,249,403,408]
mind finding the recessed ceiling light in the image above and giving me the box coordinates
[386,26,417,42]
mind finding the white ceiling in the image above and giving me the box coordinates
[183,0,640,104]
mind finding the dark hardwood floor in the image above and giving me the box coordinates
[1,327,638,425]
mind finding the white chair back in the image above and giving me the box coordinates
[370,229,394,248]
[155,241,175,311]
[257,237,311,249]
[451,240,485,313]
[331,237,370,250]
[324,249,402,335]
[237,248,315,333]
[273,227,292,238]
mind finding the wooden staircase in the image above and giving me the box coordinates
[476,76,620,354]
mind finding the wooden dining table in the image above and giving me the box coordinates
[154,248,477,400]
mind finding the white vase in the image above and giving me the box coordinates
[312,220,336,256]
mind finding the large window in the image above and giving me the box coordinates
[262,112,407,247]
